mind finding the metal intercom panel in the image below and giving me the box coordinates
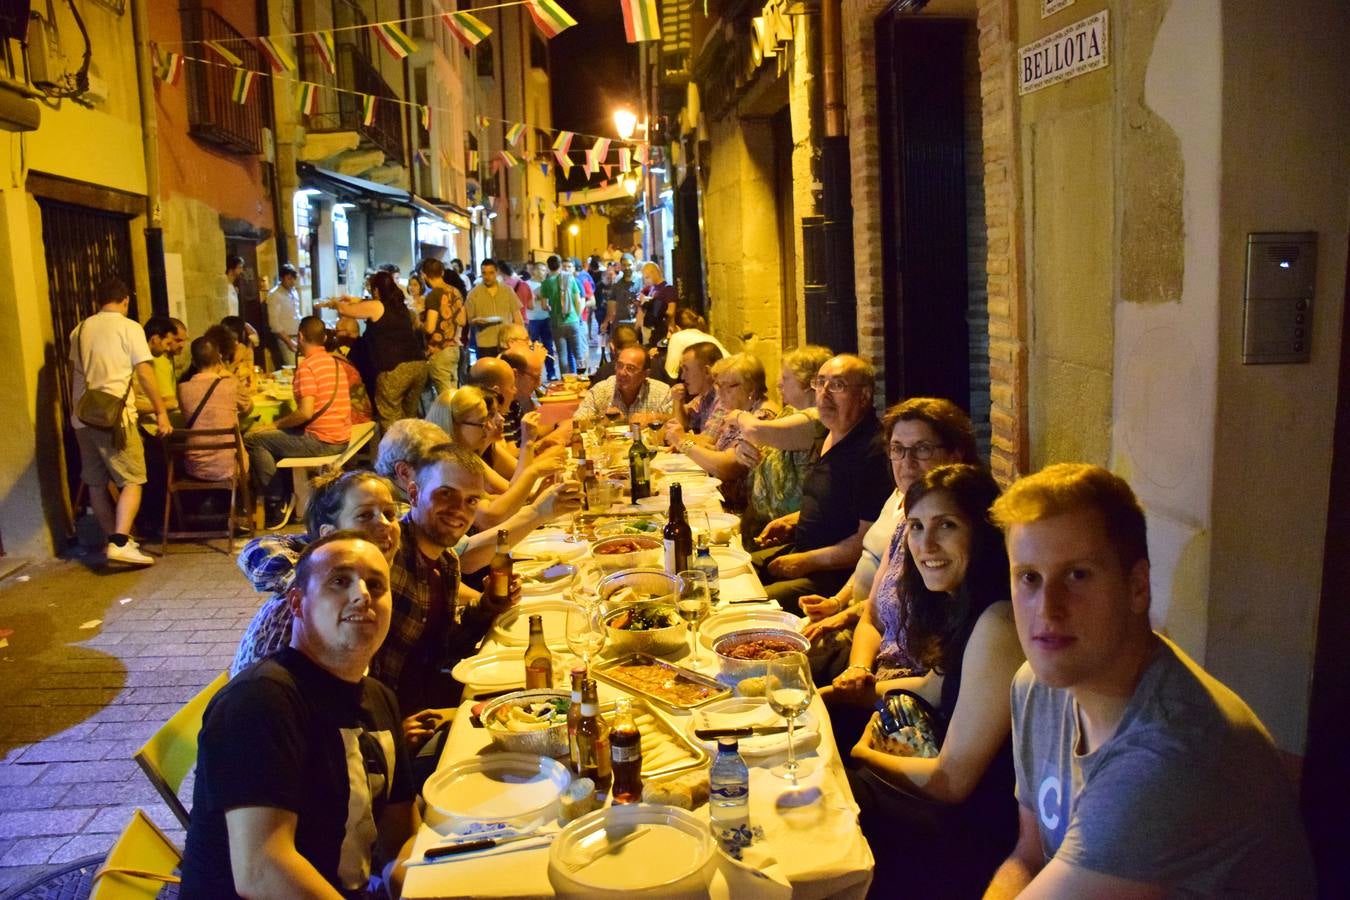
[1243,232,1317,364]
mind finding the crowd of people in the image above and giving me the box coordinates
[66,265,1316,898]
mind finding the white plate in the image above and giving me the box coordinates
[423,753,571,831]
[490,598,579,647]
[450,650,530,691]
[700,607,804,649]
[688,697,819,759]
[517,560,578,597]
[710,545,751,576]
[549,803,715,896]
[514,532,589,563]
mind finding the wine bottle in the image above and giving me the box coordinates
[663,482,693,574]
[628,422,652,500]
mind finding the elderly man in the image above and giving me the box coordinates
[752,354,891,613]
[182,532,418,898]
[574,345,672,424]
[589,324,641,387]
[500,348,559,450]
[983,465,1316,899]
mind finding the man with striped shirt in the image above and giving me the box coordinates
[246,316,352,528]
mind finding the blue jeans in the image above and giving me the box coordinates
[244,428,346,501]
[527,318,558,380]
[553,320,583,375]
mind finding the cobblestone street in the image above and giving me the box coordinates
[0,542,264,893]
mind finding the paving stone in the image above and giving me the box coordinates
[83,704,152,724]
[11,689,121,708]
[0,863,50,894]
[0,722,97,744]
[0,835,70,866]
[0,808,94,839]
[46,831,117,864]
[117,685,199,705]
[0,784,74,810]
[82,803,176,835]
[88,720,158,742]
[63,777,161,807]
[13,740,124,765]
[0,764,46,787]
[37,759,140,785]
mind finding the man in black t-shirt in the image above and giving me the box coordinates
[752,354,890,614]
[182,533,419,899]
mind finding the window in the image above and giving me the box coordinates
[530,34,547,71]
[477,42,494,77]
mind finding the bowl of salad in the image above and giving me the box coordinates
[479,689,573,757]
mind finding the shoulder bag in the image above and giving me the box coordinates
[293,358,341,430]
[185,377,224,429]
[73,320,136,430]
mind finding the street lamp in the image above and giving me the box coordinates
[567,222,580,237]
[623,173,639,196]
[613,108,637,141]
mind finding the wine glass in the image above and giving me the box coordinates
[565,602,607,671]
[676,570,711,664]
[766,651,816,783]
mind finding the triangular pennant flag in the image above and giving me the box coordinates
[362,94,378,127]
[552,131,574,155]
[312,31,336,75]
[505,123,526,147]
[257,36,297,73]
[621,0,661,43]
[619,147,632,172]
[231,68,256,104]
[554,149,573,176]
[583,150,598,178]
[500,150,520,169]
[565,191,573,202]
[420,105,430,131]
[373,21,417,60]
[203,39,243,66]
[157,50,184,86]
[443,11,492,49]
[526,0,578,39]
[638,143,650,166]
[295,81,319,115]
[591,137,611,162]
[540,163,550,176]
[602,164,614,178]
[476,115,491,130]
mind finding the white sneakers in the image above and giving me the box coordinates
[106,539,155,567]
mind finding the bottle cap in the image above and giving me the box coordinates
[717,736,739,750]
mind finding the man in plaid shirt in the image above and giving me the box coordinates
[366,443,520,757]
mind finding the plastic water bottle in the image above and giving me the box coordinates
[695,534,720,604]
[709,737,749,829]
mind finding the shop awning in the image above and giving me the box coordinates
[298,163,409,207]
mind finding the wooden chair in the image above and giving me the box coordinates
[160,426,252,553]
[89,809,182,899]
[133,670,229,829]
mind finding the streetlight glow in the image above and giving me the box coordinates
[623,174,639,196]
[614,108,638,141]
[567,222,580,236]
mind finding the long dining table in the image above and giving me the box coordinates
[401,457,875,899]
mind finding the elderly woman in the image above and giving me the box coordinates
[815,398,982,695]
[671,353,776,510]
[735,344,833,541]
[847,464,1022,897]
[426,386,566,529]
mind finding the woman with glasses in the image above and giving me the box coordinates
[669,353,777,510]
[814,398,981,695]
[847,463,1021,898]
[425,386,564,528]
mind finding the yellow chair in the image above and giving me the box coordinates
[133,670,230,829]
[89,809,182,899]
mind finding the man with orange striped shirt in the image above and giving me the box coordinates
[246,316,352,528]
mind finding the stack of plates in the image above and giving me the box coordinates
[423,753,571,832]
[548,804,716,898]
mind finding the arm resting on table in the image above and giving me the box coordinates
[225,806,344,899]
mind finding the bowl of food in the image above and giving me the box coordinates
[711,628,811,686]
[479,689,573,757]
[591,535,662,571]
[694,512,741,545]
[598,569,686,657]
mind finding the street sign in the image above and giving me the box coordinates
[1019,10,1109,95]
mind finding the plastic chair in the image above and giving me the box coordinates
[160,426,252,553]
[89,809,182,899]
[133,670,229,829]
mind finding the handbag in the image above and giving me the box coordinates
[73,320,136,430]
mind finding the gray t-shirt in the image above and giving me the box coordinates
[1011,636,1315,897]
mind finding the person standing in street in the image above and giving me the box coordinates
[540,255,584,374]
[329,271,428,429]
[463,260,523,359]
[265,263,302,369]
[420,258,466,398]
[523,261,556,380]
[225,255,244,317]
[70,277,173,567]
[637,261,677,348]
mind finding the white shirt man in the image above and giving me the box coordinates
[267,267,302,368]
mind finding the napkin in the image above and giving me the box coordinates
[693,702,821,759]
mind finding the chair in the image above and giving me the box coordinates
[89,809,182,899]
[275,419,378,517]
[133,670,229,829]
[160,426,252,553]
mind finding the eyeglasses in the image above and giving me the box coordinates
[460,419,491,430]
[887,441,945,461]
[810,376,865,395]
[615,363,644,375]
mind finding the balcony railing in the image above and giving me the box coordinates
[183,6,264,155]
[306,44,406,167]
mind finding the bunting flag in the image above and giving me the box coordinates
[500,150,520,169]
[637,143,650,166]
[444,11,492,49]
[591,137,611,161]
[476,115,491,130]
[295,81,319,115]
[582,150,598,178]
[505,122,526,146]
[257,35,297,73]
[621,0,661,43]
[526,0,578,39]
[619,146,632,172]
[203,39,243,66]
[565,191,573,202]
[468,149,479,171]
[373,21,417,59]
[554,149,573,176]
[602,164,614,178]
[540,163,549,176]
[231,68,256,104]
[312,31,336,75]
[362,94,378,126]
[420,105,430,131]
[552,131,574,155]
[157,50,184,86]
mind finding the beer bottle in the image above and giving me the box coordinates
[574,678,612,789]
[524,615,553,689]
[609,699,643,804]
[567,666,586,771]
[628,422,652,500]
[582,459,599,511]
[663,483,693,574]
[570,421,586,460]
[488,529,513,604]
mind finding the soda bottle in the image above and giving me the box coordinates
[628,422,652,500]
[574,678,612,790]
[663,483,693,574]
[609,698,643,804]
[709,737,749,830]
[524,615,552,689]
[695,533,719,604]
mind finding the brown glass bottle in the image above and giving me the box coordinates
[524,615,552,689]
[663,482,693,573]
[574,678,612,789]
[567,666,586,771]
[609,698,643,803]
[488,529,513,604]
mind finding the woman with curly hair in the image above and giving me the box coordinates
[326,270,428,429]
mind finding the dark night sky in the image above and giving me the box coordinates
[547,0,639,191]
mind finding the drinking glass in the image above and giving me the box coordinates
[676,570,712,664]
[766,651,816,783]
[565,601,607,670]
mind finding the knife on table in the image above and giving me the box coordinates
[421,832,553,861]
[695,725,791,740]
